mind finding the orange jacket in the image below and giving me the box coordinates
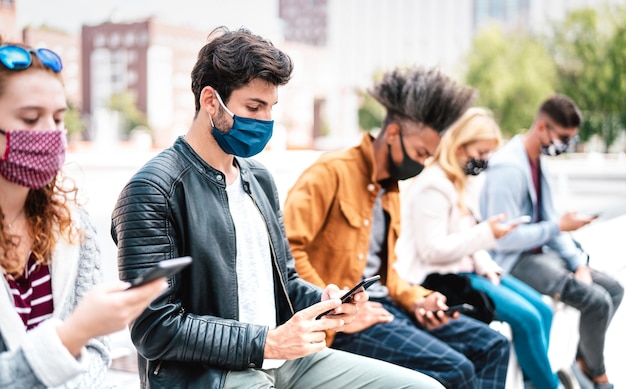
[283,134,432,344]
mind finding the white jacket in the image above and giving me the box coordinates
[0,207,110,389]
[395,164,502,285]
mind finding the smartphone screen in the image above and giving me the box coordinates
[316,275,381,319]
[128,256,193,289]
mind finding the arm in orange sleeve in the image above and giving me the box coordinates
[283,162,338,288]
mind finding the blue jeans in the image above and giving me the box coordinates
[511,252,624,379]
[466,273,559,389]
[331,297,510,389]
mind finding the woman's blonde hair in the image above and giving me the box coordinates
[431,107,502,214]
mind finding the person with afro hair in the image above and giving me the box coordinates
[284,66,511,389]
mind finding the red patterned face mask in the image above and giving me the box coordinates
[0,129,66,189]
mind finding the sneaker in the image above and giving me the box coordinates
[593,383,613,389]
[569,362,593,389]
[557,365,579,389]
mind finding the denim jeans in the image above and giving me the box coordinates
[511,252,624,378]
[467,273,559,389]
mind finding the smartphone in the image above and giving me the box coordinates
[505,215,531,225]
[316,275,381,319]
[128,256,193,289]
[432,303,476,316]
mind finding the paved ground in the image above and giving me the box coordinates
[60,145,626,388]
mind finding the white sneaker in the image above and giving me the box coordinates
[568,362,593,389]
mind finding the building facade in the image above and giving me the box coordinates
[22,27,82,108]
[0,0,17,41]
[81,18,206,147]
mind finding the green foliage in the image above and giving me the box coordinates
[64,102,85,139]
[357,89,386,132]
[464,24,557,137]
[548,5,626,149]
[107,91,149,139]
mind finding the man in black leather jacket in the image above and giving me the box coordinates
[110,27,442,389]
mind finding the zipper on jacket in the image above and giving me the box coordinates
[248,193,295,316]
[153,361,163,376]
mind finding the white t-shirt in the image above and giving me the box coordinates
[226,173,284,369]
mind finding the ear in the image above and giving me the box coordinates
[536,119,549,134]
[199,86,220,117]
[385,122,401,146]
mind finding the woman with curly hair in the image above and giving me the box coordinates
[0,38,166,388]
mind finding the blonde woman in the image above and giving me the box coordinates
[395,108,566,389]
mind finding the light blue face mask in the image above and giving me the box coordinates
[211,91,274,157]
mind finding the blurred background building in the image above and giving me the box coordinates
[2,0,624,150]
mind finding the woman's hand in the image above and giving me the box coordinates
[57,279,168,356]
[487,214,516,239]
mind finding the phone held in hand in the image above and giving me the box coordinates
[128,256,193,289]
[316,275,381,319]
[432,303,476,316]
[505,215,531,225]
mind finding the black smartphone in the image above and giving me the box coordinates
[316,275,381,319]
[128,256,192,289]
[432,303,476,316]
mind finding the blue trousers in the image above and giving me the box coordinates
[331,297,510,389]
[466,273,559,389]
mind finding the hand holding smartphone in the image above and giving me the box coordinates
[316,275,381,319]
[431,303,475,316]
[128,256,192,289]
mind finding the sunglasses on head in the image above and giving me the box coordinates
[0,45,63,73]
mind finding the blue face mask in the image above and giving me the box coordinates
[211,92,274,157]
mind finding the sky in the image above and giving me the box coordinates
[16,0,282,40]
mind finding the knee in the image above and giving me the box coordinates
[613,281,624,308]
[438,358,476,388]
[585,288,614,318]
[508,307,549,336]
[491,331,511,360]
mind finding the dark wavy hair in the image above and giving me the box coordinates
[370,67,477,134]
[0,37,78,277]
[191,26,294,113]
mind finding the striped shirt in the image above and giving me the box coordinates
[5,253,54,330]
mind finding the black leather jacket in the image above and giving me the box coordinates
[111,137,322,389]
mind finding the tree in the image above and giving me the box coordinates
[357,89,385,132]
[548,5,626,151]
[107,90,149,140]
[463,24,557,137]
[64,102,85,140]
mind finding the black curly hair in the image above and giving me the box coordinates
[369,67,477,134]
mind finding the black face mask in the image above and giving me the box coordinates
[463,157,489,176]
[387,131,425,181]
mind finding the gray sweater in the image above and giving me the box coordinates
[0,207,110,388]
